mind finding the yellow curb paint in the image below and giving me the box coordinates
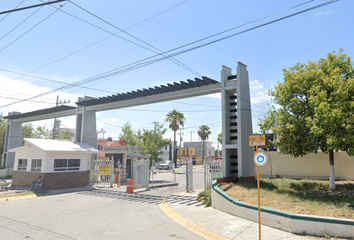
[159,201,231,240]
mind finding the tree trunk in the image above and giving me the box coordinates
[202,140,205,160]
[173,131,177,168]
[329,149,336,190]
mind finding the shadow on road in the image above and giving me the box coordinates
[76,189,203,207]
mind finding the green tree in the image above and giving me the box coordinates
[259,49,354,190]
[119,121,138,146]
[33,125,52,139]
[0,114,6,156]
[165,109,185,167]
[140,122,169,166]
[22,123,35,139]
[55,129,74,140]
[217,132,222,145]
[198,125,211,160]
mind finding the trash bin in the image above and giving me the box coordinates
[113,172,118,183]
[126,178,134,193]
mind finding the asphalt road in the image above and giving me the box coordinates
[0,166,206,240]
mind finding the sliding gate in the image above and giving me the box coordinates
[92,158,114,188]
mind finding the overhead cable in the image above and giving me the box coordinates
[0,0,67,15]
[0,0,26,23]
[0,0,337,109]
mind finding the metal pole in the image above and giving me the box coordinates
[257,146,261,240]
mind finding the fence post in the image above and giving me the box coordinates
[110,157,114,188]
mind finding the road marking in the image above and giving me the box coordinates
[159,200,231,240]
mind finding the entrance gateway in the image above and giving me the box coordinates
[2,62,255,180]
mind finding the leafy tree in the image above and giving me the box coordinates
[0,114,6,156]
[119,121,138,146]
[259,49,354,190]
[198,125,211,160]
[55,129,74,140]
[165,109,185,167]
[217,132,222,145]
[22,123,35,139]
[140,122,169,166]
[33,125,52,139]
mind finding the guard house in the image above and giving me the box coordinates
[10,138,98,190]
[100,145,148,184]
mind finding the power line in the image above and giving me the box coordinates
[0,0,26,23]
[0,1,69,53]
[68,0,202,78]
[0,0,67,15]
[0,68,117,94]
[0,3,43,42]
[0,0,337,109]
[0,95,56,104]
[0,0,190,88]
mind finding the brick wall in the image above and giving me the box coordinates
[12,171,90,190]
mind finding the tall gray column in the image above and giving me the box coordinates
[3,112,23,168]
[221,62,254,179]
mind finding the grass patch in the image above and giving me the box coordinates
[218,178,354,219]
[0,190,49,199]
[197,187,211,207]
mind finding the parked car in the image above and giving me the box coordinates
[158,160,173,170]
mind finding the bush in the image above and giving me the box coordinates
[197,188,212,207]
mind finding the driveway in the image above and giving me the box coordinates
[0,188,203,240]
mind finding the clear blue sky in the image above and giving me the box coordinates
[0,0,352,147]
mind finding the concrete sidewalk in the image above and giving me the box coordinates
[163,191,310,240]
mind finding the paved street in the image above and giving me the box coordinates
[0,165,204,240]
[0,165,310,240]
[0,188,204,240]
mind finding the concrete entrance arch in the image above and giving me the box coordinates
[3,62,254,179]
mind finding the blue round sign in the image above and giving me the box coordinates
[253,153,268,166]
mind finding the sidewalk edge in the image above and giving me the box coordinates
[159,199,230,240]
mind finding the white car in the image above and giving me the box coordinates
[158,160,174,170]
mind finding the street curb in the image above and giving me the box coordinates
[159,198,231,240]
[149,183,178,189]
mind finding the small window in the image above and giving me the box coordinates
[165,146,167,150]
[54,159,80,171]
[18,159,27,171]
[31,159,42,172]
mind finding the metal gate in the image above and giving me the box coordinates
[92,158,114,188]
[133,160,149,190]
[204,160,223,189]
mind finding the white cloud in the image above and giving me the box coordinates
[0,76,79,117]
[250,79,264,90]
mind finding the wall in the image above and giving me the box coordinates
[46,152,91,172]
[0,168,13,177]
[13,145,46,171]
[211,179,354,238]
[259,151,354,180]
[12,171,90,190]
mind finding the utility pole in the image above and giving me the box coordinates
[52,95,70,139]
[178,128,184,166]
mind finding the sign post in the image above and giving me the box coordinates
[249,135,267,240]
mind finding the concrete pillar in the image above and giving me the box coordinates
[76,96,98,169]
[221,63,254,179]
[3,112,23,168]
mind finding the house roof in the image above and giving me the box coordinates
[9,138,98,153]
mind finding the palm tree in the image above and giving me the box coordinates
[165,110,185,167]
[217,132,222,145]
[198,125,211,160]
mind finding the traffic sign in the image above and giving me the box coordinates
[253,153,268,166]
[249,135,266,146]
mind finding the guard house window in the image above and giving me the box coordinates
[54,159,80,171]
[18,159,27,171]
[31,159,42,172]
